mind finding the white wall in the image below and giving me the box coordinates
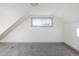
[64,22,79,51]
[0,3,64,37]
[0,4,27,35]
[0,16,64,42]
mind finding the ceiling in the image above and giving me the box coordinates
[0,3,79,22]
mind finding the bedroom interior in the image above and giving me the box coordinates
[0,3,79,56]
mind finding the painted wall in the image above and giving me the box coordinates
[64,22,79,51]
[0,3,30,36]
[0,6,27,35]
[0,16,64,42]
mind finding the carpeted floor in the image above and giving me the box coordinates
[0,43,78,56]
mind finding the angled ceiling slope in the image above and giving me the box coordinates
[0,3,79,39]
[0,14,30,40]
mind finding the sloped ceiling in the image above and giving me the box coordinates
[0,3,79,22]
[0,3,79,35]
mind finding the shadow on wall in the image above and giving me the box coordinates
[0,15,29,40]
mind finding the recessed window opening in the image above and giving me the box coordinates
[31,17,53,27]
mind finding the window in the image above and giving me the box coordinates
[77,28,79,37]
[31,17,53,27]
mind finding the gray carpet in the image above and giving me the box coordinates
[0,43,78,56]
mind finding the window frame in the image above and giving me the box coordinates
[31,17,53,27]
